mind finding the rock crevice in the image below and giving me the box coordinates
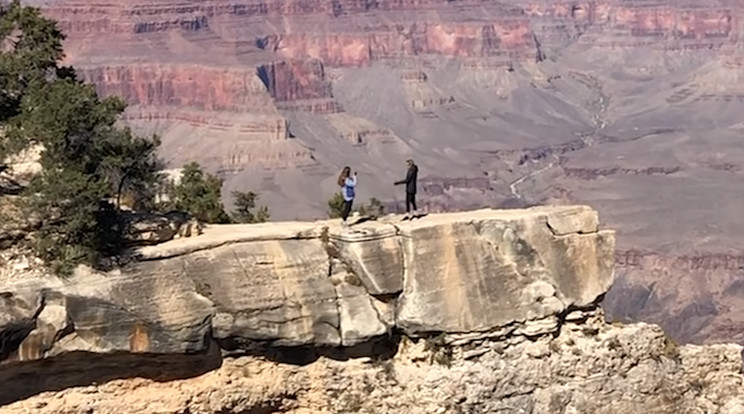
[2,206,744,413]
[0,206,612,358]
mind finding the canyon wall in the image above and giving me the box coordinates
[29,0,744,178]
[20,0,744,349]
[29,0,744,174]
[2,206,744,413]
[606,250,744,345]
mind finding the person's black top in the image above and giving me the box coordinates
[395,164,418,194]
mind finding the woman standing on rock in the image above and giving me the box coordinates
[338,166,357,226]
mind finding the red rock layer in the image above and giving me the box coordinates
[78,64,276,113]
[256,60,332,102]
[33,0,744,171]
[256,20,537,66]
[576,1,734,49]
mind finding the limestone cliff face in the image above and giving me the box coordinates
[0,205,612,356]
[1,206,743,413]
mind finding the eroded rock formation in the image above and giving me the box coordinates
[0,205,612,356]
[1,206,743,413]
[16,0,744,354]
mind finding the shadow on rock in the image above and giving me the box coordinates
[0,342,223,407]
[0,335,404,406]
[218,334,402,366]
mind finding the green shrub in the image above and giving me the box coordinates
[1,1,161,274]
[327,194,385,218]
[163,162,230,224]
[231,190,270,223]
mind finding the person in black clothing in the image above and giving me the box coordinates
[394,158,418,218]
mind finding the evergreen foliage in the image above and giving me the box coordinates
[328,192,345,218]
[0,1,161,274]
[231,190,270,224]
[328,194,385,219]
[165,162,231,224]
[0,1,271,274]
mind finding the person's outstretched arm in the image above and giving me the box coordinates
[395,168,413,185]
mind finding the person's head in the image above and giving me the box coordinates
[338,166,351,186]
[406,158,415,168]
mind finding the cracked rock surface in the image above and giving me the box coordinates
[0,206,613,359]
[1,206,744,413]
[3,310,744,414]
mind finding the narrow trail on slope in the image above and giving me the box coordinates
[509,72,609,200]
[509,156,558,199]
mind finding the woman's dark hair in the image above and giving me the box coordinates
[337,166,351,187]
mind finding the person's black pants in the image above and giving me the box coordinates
[341,199,353,221]
[406,192,417,213]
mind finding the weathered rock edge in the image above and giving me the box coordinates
[0,205,614,364]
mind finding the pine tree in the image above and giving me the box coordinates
[1,1,162,274]
[168,162,231,224]
[231,190,270,224]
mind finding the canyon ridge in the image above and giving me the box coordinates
[17,0,744,346]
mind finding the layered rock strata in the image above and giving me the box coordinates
[1,206,744,413]
[0,205,613,358]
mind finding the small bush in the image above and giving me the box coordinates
[328,192,345,218]
[162,162,230,224]
[423,333,454,367]
[327,194,385,218]
[230,190,270,223]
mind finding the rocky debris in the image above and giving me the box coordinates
[0,144,43,191]
[0,248,50,284]
[0,173,23,196]
[3,309,744,414]
[121,211,204,246]
[1,144,41,220]
[0,197,42,251]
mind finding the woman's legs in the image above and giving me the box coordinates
[341,199,353,222]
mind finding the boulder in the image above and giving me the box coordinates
[395,207,613,334]
[329,223,404,295]
[121,211,203,246]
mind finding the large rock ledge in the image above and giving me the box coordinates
[0,206,614,361]
[3,206,744,414]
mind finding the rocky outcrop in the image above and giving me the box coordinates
[79,64,278,113]
[121,211,204,246]
[562,165,683,180]
[0,309,739,414]
[257,59,333,102]
[0,206,612,357]
[2,206,744,413]
[3,300,744,413]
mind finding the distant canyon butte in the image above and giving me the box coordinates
[25,0,744,345]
